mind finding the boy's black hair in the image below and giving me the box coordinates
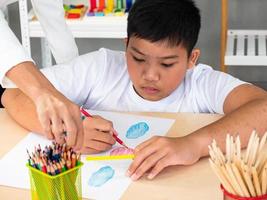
[127,0,201,55]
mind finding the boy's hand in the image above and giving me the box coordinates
[127,136,202,181]
[79,115,116,154]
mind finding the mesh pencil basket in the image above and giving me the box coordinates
[26,161,83,200]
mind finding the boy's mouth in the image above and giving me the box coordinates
[142,86,160,95]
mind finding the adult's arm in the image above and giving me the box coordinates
[0,9,82,147]
[31,0,78,64]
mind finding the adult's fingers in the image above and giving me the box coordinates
[72,108,84,150]
[62,108,79,146]
[50,113,65,144]
[37,107,54,140]
[73,119,84,151]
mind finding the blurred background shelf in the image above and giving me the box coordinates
[225,30,267,66]
[221,0,267,72]
[19,0,128,67]
[29,13,127,38]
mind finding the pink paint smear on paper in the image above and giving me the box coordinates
[110,147,134,156]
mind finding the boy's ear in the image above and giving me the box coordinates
[188,48,200,69]
[124,38,128,46]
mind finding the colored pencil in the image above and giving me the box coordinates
[26,143,81,176]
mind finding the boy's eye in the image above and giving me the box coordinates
[133,56,145,62]
[161,63,174,68]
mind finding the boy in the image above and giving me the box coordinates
[2,0,267,181]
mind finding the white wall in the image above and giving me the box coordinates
[7,0,267,87]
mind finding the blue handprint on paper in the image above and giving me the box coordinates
[126,122,149,139]
[88,166,115,187]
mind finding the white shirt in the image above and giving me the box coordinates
[0,0,78,88]
[41,48,247,114]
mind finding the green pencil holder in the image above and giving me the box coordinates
[26,161,83,200]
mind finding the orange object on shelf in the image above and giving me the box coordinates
[67,13,81,19]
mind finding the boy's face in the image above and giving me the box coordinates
[126,37,200,101]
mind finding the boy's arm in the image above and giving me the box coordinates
[189,84,267,156]
[2,88,46,134]
[127,84,267,180]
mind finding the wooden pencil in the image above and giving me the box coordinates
[261,167,267,195]
[245,130,256,164]
[209,131,267,198]
[209,159,236,195]
[225,162,244,196]
[231,163,250,197]
[242,165,256,197]
[252,166,262,196]
[259,132,267,152]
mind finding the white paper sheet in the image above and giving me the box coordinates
[0,110,175,199]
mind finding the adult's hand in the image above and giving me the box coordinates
[34,89,84,148]
[6,61,83,148]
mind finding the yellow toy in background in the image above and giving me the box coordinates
[64,4,87,19]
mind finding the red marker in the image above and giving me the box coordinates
[80,108,129,148]
[89,0,97,12]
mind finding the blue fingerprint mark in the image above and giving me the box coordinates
[88,166,115,187]
[126,122,149,139]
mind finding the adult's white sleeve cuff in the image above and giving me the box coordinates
[0,10,35,88]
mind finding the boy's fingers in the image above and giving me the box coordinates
[84,139,113,152]
[134,136,157,152]
[130,150,166,181]
[80,147,101,154]
[112,128,118,136]
[89,117,113,132]
[147,157,169,180]
[91,131,116,145]
[127,143,158,177]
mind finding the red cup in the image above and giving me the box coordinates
[221,185,267,200]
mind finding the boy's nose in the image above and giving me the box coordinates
[143,67,160,82]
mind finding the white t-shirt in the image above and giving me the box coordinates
[41,48,247,114]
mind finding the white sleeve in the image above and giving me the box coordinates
[0,0,17,8]
[40,50,104,106]
[0,10,34,88]
[31,0,79,64]
[195,65,248,114]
